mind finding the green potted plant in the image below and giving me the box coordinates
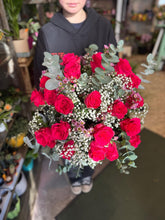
[3,0,30,57]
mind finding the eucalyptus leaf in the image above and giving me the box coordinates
[110,44,116,53]
[128,161,137,168]
[110,55,119,63]
[101,62,114,72]
[95,67,107,75]
[101,54,110,63]
[138,85,145,89]
[119,145,135,151]
[91,77,100,86]
[123,154,138,163]
[136,74,150,83]
[51,152,59,161]
[63,167,67,173]
[117,40,124,51]
[45,78,59,90]
[118,89,125,97]
[95,74,111,84]
[78,73,89,86]
[23,136,40,154]
[89,44,98,51]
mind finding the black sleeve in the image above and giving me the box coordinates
[33,29,47,89]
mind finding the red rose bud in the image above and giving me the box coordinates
[84,90,101,109]
[120,118,141,136]
[54,94,74,114]
[94,124,115,146]
[34,127,52,147]
[130,135,141,148]
[89,141,107,161]
[51,121,70,140]
[30,89,45,107]
[106,142,119,161]
[61,140,75,160]
[90,52,105,73]
[111,100,127,119]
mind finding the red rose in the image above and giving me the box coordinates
[61,53,81,80]
[47,140,56,149]
[106,142,119,161]
[90,52,105,73]
[54,94,74,114]
[61,140,75,160]
[61,53,80,66]
[44,89,58,105]
[40,76,50,88]
[34,127,52,147]
[111,100,127,119]
[130,135,141,148]
[51,121,70,140]
[94,124,115,146]
[114,58,132,76]
[88,141,107,161]
[129,72,141,88]
[120,118,141,136]
[125,92,144,109]
[30,89,45,107]
[84,91,101,109]
[63,62,81,80]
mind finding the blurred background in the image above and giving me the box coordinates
[0,0,165,219]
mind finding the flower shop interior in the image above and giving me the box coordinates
[0,0,165,219]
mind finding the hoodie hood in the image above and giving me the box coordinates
[50,8,99,35]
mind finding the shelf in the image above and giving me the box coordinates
[0,119,15,151]
[0,144,28,220]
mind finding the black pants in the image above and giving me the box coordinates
[67,165,94,184]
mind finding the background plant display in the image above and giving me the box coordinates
[25,41,156,175]
[0,87,28,129]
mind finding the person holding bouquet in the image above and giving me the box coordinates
[34,0,116,195]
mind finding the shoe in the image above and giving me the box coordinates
[81,176,93,193]
[70,181,82,195]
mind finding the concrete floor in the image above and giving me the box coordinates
[30,55,165,220]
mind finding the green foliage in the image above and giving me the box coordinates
[85,44,98,56]
[89,40,124,89]
[56,163,72,175]
[3,0,23,39]
[77,73,89,87]
[137,53,157,87]
[43,52,63,90]
[7,116,28,138]
[23,136,40,154]
[42,147,59,168]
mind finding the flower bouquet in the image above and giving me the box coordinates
[25,40,156,174]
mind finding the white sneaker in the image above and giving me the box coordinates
[81,177,93,193]
[70,181,82,195]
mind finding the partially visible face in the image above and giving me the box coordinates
[59,0,86,15]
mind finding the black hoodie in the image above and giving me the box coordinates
[34,7,116,88]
